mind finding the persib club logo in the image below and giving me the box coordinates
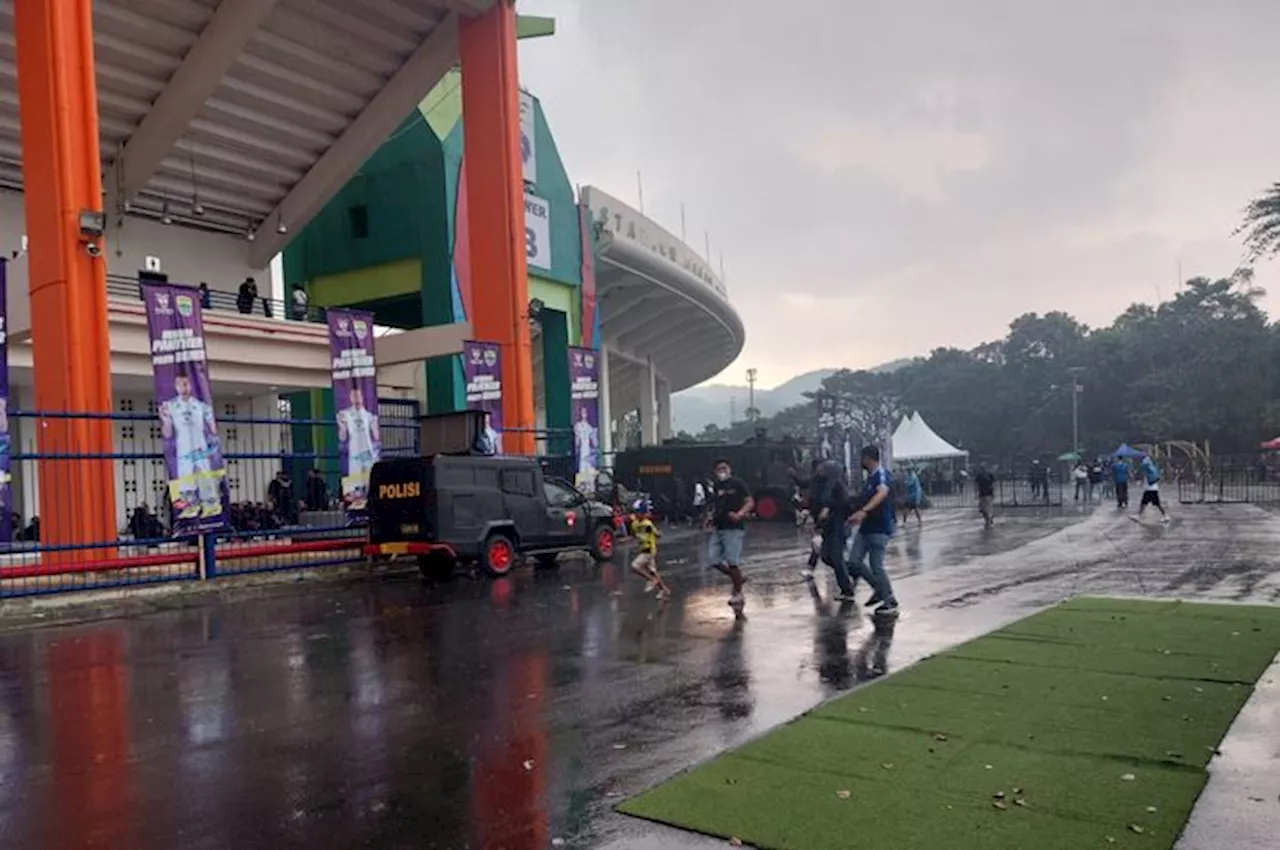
[175,295,194,317]
[584,354,595,369]
[483,347,498,368]
[353,319,369,340]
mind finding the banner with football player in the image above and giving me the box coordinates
[142,284,230,535]
[327,309,381,514]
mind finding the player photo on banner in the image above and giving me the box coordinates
[463,341,503,455]
[328,309,381,514]
[142,283,229,535]
[568,347,600,488]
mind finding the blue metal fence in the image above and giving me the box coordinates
[0,400,419,598]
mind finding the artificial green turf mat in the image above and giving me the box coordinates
[619,598,1280,849]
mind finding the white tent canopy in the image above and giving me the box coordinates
[891,412,969,462]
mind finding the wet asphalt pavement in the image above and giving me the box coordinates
[1,503,1279,850]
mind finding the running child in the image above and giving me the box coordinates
[629,513,671,598]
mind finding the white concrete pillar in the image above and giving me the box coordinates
[599,342,613,461]
[639,357,658,446]
[657,376,672,441]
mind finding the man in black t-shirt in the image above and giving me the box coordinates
[707,459,754,610]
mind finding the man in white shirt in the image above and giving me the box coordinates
[160,372,221,519]
[337,385,380,509]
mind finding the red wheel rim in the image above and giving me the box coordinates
[489,539,513,571]
[597,529,614,557]
[756,496,777,520]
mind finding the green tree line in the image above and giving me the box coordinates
[698,275,1280,462]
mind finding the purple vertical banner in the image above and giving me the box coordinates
[463,341,503,455]
[143,283,230,535]
[568,346,600,488]
[0,259,10,544]
[328,309,381,514]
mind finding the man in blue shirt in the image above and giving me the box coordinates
[847,445,899,614]
[1112,458,1130,509]
[1138,454,1170,522]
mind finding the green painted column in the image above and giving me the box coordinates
[541,308,571,458]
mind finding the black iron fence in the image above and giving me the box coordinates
[913,473,1067,510]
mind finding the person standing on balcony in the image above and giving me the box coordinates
[198,282,212,310]
[290,283,309,321]
[236,277,257,315]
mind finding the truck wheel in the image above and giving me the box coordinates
[481,532,518,577]
[418,552,456,582]
[755,493,781,521]
[590,525,616,562]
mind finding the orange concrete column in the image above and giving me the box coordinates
[459,0,535,455]
[14,0,118,556]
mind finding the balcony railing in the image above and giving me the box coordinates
[105,274,328,326]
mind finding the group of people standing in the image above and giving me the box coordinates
[800,447,900,615]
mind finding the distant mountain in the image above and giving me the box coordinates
[672,361,913,434]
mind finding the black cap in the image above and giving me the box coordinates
[860,445,881,462]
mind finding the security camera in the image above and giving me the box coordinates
[85,242,101,258]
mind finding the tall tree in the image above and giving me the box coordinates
[1237,183,1280,261]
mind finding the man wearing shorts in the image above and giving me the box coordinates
[1138,454,1170,523]
[708,459,753,609]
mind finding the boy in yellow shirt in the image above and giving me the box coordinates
[629,514,671,598]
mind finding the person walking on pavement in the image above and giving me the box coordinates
[1138,454,1170,523]
[975,466,996,528]
[847,445,899,615]
[1113,458,1130,509]
[904,467,924,525]
[805,458,858,601]
[1073,461,1089,502]
[707,459,754,610]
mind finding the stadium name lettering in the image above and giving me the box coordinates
[638,464,673,475]
[379,481,420,500]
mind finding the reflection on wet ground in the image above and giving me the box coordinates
[0,503,1277,849]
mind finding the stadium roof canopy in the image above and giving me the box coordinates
[0,0,501,267]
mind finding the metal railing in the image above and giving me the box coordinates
[105,274,327,325]
[0,400,419,598]
[1176,468,1280,505]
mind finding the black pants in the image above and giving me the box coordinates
[1115,482,1129,507]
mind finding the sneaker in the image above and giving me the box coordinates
[1160,515,1172,524]
[864,595,884,608]
[800,568,815,580]
[876,602,900,616]
[644,581,657,593]
[835,591,858,602]
[728,593,745,608]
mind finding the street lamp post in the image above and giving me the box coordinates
[1067,368,1085,455]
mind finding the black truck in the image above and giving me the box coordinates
[613,436,804,522]
[365,453,618,578]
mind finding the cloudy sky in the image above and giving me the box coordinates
[517,0,1280,387]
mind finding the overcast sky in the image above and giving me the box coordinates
[517,0,1280,387]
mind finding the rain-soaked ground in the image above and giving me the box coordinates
[1,503,1279,849]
